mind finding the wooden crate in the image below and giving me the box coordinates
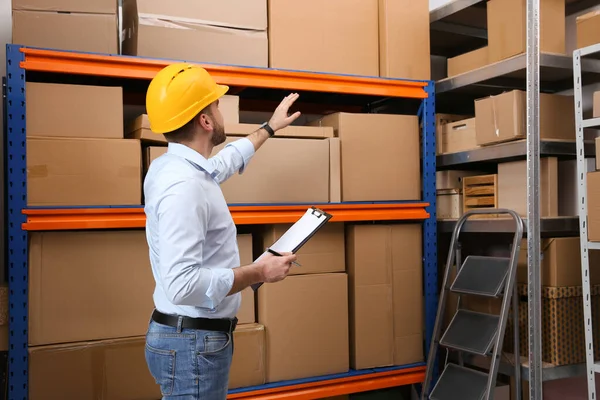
[462,174,498,218]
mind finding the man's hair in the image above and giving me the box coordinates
[163,106,212,143]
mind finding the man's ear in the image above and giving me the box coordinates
[198,112,213,132]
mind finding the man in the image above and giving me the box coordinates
[143,63,300,399]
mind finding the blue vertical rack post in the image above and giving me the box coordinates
[3,43,438,399]
[419,81,438,385]
[421,81,438,357]
[5,45,29,400]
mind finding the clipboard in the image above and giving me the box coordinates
[250,207,332,291]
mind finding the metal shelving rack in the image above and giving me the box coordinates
[574,41,600,400]
[430,0,600,398]
[4,45,438,399]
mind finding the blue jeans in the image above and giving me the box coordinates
[145,319,233,400]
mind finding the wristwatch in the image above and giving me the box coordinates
[260,122,275,137]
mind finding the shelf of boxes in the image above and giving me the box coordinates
[430,0,600,58]
[5,44,437,400]
[429,0,600,396]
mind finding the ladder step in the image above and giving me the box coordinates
[430,363,490,400]
[440,309,499,355]
[451,256,510,297]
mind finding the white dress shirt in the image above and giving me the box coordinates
[143,139,255,319]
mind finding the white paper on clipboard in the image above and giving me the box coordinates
[250,207,332,291]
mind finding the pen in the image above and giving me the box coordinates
[267,248,302,267]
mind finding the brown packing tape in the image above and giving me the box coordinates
[137,13,266,32]
[138,15,266,37]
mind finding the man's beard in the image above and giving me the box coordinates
[211,122,226,146]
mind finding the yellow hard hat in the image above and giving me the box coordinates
[146,63,229,134]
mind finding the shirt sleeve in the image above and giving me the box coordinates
[156,177,234,309]
[208,138,256,184]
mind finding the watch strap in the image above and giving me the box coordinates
[261,122,275,137]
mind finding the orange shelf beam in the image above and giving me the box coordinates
[22,203,429,231]
[227,366,426,399]
[19,48,429,99]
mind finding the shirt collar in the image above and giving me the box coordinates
[167,143,215,175]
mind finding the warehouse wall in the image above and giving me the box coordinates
[0,0,9,280]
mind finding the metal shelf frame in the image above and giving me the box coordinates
[574,41,600,400]
[428,0,596,397]
[4,44,438,399]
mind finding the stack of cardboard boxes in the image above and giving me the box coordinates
[12,0,431,81]
[24,81,425,396]
[436,89,580,221]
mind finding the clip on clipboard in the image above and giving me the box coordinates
[251,207,332,291]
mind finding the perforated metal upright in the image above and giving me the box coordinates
[5,45,28,400]
[526,0,543,398]
[573,41,600,400]
[421,81,439,359]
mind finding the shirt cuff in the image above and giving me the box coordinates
[226,138,255,174]
[205,267,235,309]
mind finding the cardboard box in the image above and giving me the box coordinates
[122,0,267,67]
[13,10,118,54]
[143,136,339,204]
[475,91,575,146]
[215,137,334,204]
[497,158,558,218]
[27,137,142,206]
[441,118,479,154]
[268,0,379,76]
[437,189,463,220]
[12,0,117,14]
[314,113,420,202]
[576,10,600,50]
[26,82,123,139]
[559,159,595,216]
[259,223,345,275]
[258,273,349,382]
[447,47,489,77]
[29,337,160,400]
[129,116,333,143]
[346,224,424,369]
[229,324,266,389]
[236,234,255,324]
[587,171,600,242]
[487,0,565,63]
[132,0,267,30]
[516,238,600,287]
[378,0,430,80]
[435,113,470,154]
[594,91,600,118]
[29,231,154,345]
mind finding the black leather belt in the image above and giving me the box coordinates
[151,309,237,333]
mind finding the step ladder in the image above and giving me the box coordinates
[573,42,600,400]
[421,209,524,400]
